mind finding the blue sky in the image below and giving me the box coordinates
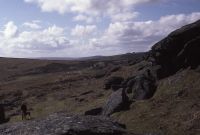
[0,0,200,58]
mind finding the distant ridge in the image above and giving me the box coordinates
[34,52,147,61]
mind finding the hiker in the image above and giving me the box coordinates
[0,104,5,123]
[21,104,31,120]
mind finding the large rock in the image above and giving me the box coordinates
[131,74,156,100]
[177,36,200,69]
[0,113,135,135]
[124,69,157,100]
[104,76,124,90]
[149,19,200,77]
[102,89,130,116]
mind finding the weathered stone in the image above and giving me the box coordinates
[149,19,200,77]
[177,36,200,69]
[0,113,135,135]
[122,69,157,100]
[131,70,156,100]
[102,89,130,116]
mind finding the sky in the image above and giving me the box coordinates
[0,0,200,58]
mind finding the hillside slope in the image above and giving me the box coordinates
[0,53,146,121]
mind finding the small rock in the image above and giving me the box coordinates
[84,107,102,116]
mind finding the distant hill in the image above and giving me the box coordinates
[34,52,148,61]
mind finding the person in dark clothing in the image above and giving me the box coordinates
[0,104,5,123]
[21,104,31,120]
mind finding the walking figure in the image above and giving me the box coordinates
[21,104,31,120]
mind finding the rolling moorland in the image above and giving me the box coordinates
[0,20,199,135]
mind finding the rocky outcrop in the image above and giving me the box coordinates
[0,113,137,135]
[177,35,200,69]
[120,20,200,101]
[85,89,131,116]
[149,19,200,77]
[101,20,200,115]
[128,69,156,100]
[86,68,157,116]
[120,68,157,100]
[86,69,156,116]
[102,89,130,116]
[104,76,124,90]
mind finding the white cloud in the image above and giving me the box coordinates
[0,22,71,57]
[111,12,139,22]
[1,12,200,58]
[3,21,18,38]
[71,25,97,37]
[91,12,200,52]
[24,0,159,21]
[23,21,41,29]
[73,14,94,24]
[24,0,91,14]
